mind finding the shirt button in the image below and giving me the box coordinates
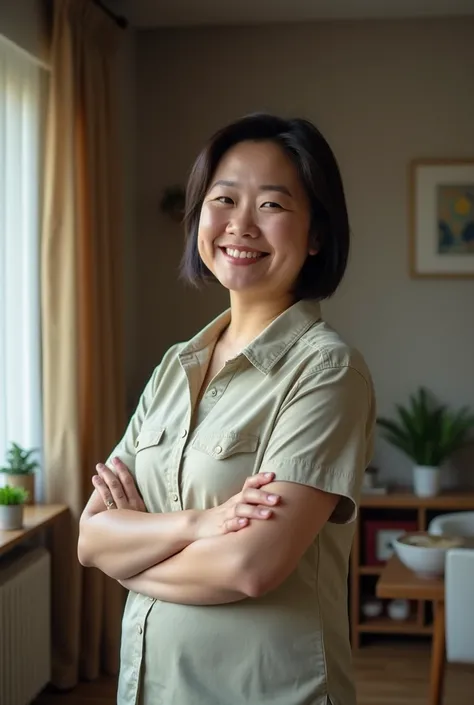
[181,429,187,438]
[215,445,222,455]
[210,388,217,397]
[137,625,143,635]
[171,493,179,502]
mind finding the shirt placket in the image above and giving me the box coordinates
[166,354,199,510]
[169,354,239,510]
[125,597,155,705]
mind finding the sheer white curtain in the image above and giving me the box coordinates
[0,35,46,493]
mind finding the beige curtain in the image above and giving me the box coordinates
[41,0,126,688]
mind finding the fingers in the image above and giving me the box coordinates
[242,472,275,491]
[223,516,250,533]
[223,499,275,533]
[92,472,117,509]
[110,457,144,510]
[234,502,274,520]
[92,463,127,509]
[241,487,280,507]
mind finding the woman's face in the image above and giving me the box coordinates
[197,140,314,302]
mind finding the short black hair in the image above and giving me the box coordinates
[181,113,350,301]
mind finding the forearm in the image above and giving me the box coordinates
[78,508,198,580]
[120,535,248,605]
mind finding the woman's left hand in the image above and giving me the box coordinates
[92,458,146,512]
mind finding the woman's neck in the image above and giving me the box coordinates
[221,292,295,351]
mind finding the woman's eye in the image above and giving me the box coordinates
[215,196,234,204]
[261,201,282,209]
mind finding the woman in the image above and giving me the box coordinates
[78,113,376,705]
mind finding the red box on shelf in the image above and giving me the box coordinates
[364,519,418,565]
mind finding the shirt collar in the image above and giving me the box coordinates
[179,299,322,375]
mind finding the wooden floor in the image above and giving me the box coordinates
[33,643,474,705]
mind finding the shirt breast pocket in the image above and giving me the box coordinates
[188,430,261,502]
[135,427,165,452]
[134,427,169,508]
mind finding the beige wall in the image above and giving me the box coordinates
[0,0,49,61]
[134,17,474,486]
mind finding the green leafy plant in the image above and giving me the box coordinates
[0,442,39,475]
[377,387,474,466]
[0,485,29,505]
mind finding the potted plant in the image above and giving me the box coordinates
[0,442,39,505]
[0,485,29,530]
[377,387,474,497]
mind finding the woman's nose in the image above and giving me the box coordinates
[226,209,260,239]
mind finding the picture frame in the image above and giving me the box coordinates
[364,519,418,566]
[409,159,474,278]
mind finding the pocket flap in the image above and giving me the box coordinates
[193,431,259,459]
[135,427,165,451]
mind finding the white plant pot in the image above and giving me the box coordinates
[0,504,24,530]
[413,465,440,497]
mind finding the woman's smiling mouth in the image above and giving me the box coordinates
[219,246,269,265]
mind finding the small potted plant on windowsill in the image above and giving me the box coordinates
[0,485,29,530]
[0,442,39,505]
[377,387,474,497]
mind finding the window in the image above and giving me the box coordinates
[0,35,46,490]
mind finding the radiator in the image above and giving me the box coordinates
[0,546,51,705]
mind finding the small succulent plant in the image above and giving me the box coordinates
[0,485,29,505]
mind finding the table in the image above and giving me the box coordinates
[0,504,69,557]
[376,556,445,705]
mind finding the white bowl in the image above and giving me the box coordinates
[393,532,464,578]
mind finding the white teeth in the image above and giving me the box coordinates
[225,247,262,260]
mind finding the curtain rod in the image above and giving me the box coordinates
[93,0,129,29]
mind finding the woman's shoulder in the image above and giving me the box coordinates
[298,318,372,386]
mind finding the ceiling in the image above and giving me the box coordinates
[114,0,474,28]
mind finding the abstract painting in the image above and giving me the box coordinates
[437,185,474,255]
[410,160,474,277]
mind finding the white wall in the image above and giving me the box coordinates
[134,18,474,486]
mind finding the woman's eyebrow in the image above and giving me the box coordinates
[211,179,292,197]
[259,184,292,197]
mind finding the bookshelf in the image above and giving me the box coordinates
[350,488,474,648]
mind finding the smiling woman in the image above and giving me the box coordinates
[78,113,376,705]
[182,113,349,302]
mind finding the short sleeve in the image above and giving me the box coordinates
[260,364,375,523]
[104,365,161,478]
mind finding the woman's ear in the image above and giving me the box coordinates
[308,231,319,256]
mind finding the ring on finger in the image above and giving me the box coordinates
[105,498,117,510]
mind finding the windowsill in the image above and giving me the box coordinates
[0,504,69,557]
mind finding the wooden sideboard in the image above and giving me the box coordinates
[350,488,474,648]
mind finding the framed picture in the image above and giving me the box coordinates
[409,159,474,278]
[364,519,418,565]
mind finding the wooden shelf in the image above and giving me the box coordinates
[357,616,433,635]
[0,504,69,558]
[350,487,474,649]
[360,488,474,509]
[359,565,383,575]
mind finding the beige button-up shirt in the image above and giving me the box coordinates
[107,299,376,705]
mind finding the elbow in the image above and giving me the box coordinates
[77,516,97,568]
[240,575,268,599]
[77,531,93,568]
[239,571,275,599]
[234,554,274,599]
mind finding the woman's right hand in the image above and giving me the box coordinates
[195,472,280,540]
